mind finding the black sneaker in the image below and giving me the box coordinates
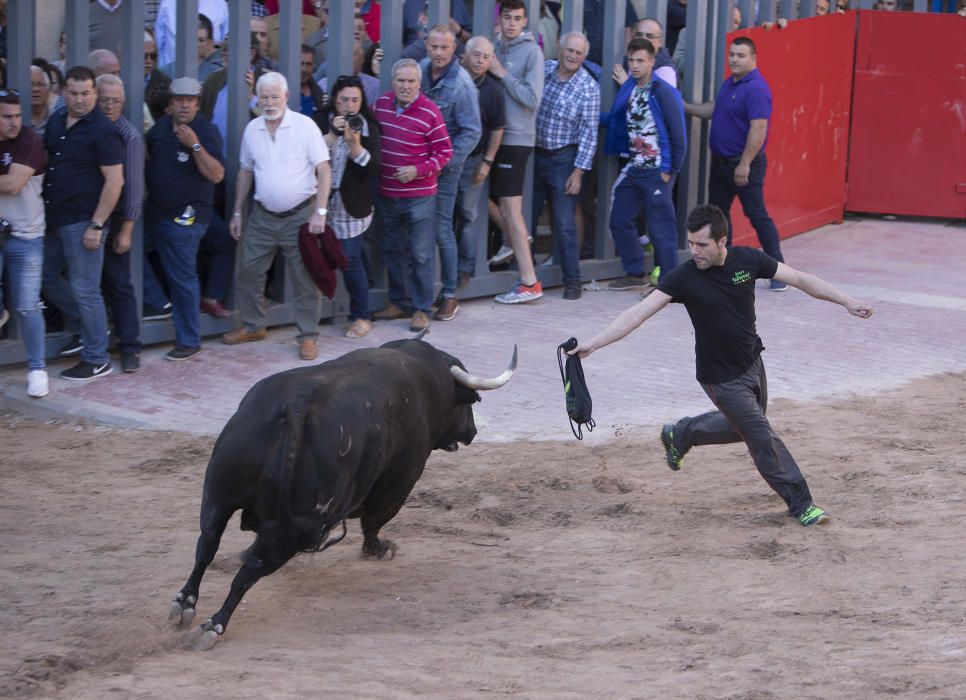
[608,274,649,291]
[60,360,113,382]
[563,282,582,300]
[144,302,173,321]
[121,352,141,373]
[166,345,202,361]
[660,424,686,471]
[58,335,84,357]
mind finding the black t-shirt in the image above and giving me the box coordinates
[472,72,506,157]
[657,246,779,384]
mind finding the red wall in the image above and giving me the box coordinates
[846,11,966,218]
[728,12,857,247]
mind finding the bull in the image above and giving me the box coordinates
[169,338,517,650]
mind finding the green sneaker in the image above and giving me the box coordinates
[660,424,684,471]
[649,266,661,285]
[798,505,830,527]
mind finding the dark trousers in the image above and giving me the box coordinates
[708,153,784,262]
[200,209,235,301]
[609,165,679,279]
[672,356,813,516]
[100,216,142,355]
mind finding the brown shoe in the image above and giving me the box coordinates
[434,297,460,321]
[373,303,410,321]
[409,310,430,332]
[346,318,372,338]
[222,327,268,345]
[299,338,318,361]
[200,298,232,318]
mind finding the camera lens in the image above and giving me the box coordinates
[346,114,364,132]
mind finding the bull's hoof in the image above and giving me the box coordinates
[182,620,223,651]
[168,593,197,628]
[362,539,397,560]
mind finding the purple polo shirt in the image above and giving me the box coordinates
[708,68,772,158]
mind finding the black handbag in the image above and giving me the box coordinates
[557,337,596,440]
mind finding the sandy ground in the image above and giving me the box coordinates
[1,372,965,700]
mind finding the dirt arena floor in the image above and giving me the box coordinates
[2,372,965,699]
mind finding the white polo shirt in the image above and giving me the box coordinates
[239,108,330,214]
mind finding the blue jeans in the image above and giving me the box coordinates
[531,146,581,285]
[200,209,235,300]
[101,215,142,355]
[339,235,370,321]
[42,220,110,365]
[609,166,679,279]
[434,164,461,298]
[142,222,171,310]
[708,153,784,263]
[1,235,46,370]
[455,153,484,276]
[150,217,206,347]
[379,194,436,313]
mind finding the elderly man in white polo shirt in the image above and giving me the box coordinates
[222,71,332,361]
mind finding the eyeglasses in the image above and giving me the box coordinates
[0,89,21,97]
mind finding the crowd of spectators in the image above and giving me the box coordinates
[0,0,960,398]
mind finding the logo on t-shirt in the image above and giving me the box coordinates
[732,270,752,285]
[1,151,12,168]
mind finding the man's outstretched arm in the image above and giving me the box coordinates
[573,290,673,358]
[773,263,874,319]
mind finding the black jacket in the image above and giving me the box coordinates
[322,113,380,220]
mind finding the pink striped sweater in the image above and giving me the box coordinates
[373,91,453,199]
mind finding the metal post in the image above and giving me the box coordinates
[563,0,585,35]
[736,0,754,26]
[759,0,776,23]
[593,0,627,260]
[174,0,200,79]
[778,0,796,19]
[327,0,356,87]
[6,0,35,116]
[226,4,251,220]
[278,0,301,109]
[380,0,405,94]
[427,0,452,28]
[800,0,818,17]
[121,0,146,327]
[65,0,91,70]
[473,0,496,39]
[680,0,711,227]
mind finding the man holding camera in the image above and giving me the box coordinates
[42,65,124,382]
[0,88,49,397]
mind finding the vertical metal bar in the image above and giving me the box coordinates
[911,0,928,10]
[7,0,35,116]
[680,0,710,229]
[714,0,732,89]
[120,0,146,325]
[759,0,776,23]
[278,0,301,109]
[427,0,452,28]
[653,0,669,25]
[327,0,356,88]
[778,0,796,19]
[474,0,496,38]
[175,0,199,79]
[563,0,584,35]
[226,3,250,220]
[381,0,405,94]
[736,0,753,26]
[527,0,541,32]
[593,0,627,259]
[65,0,91,70]
[800,0,818,17]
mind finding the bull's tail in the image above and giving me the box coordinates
[269,398,331,554]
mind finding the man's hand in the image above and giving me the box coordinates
[660,171,671,184]
[489,54,507,79]
[612,64,628,85]
[343,124,361,148]
[473,161,491,185]
[113,229,132,254]
[174,123,199,149]
[308,211,326,235]
[569,340,597,359]
[393,166,418,183]
[565,168,583,195]
[83,226,102,251]
[845,298,874,319]
[734,161,750,187]
[229,215,243,241]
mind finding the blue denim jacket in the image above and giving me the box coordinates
[421,57,482,169]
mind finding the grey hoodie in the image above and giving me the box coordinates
[494,31,544,147]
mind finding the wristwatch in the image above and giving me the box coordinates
[482,158,494,166]
[315,207,328,217]
[89,221,104,230]
[191,143,202,152]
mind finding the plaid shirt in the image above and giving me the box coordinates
[329,137,373,240]
[535,60,601,171]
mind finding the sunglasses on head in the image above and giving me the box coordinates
[0,89,22,97]
[336,74,363,87]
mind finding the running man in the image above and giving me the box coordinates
[572,204,874,526]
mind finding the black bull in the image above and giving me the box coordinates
[169,339,517,649]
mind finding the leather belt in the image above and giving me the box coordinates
[258,195,314,218]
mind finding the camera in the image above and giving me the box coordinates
[345,113,364,132]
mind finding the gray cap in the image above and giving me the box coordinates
[169,76,202,96]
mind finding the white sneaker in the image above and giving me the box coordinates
[27,370,49,398]
[0,308,8,330]
[488,245,515,266]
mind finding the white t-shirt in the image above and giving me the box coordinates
[239,109,330,214]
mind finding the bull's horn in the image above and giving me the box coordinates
[450,345,518,391]
[414,328,430,341]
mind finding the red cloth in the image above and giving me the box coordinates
[264,0,316,15]
[298,224,348,299]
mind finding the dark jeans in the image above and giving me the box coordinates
[708,153,784,263]
[339,234,370,321]
[379,194,436,313]
[200,209,235,301]
[150,217,206,348]
[609,165,678,279]
[670,356,813,516]
[101,216,142,355]
[531,146,581,285]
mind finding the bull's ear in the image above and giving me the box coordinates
[454,385,481,404]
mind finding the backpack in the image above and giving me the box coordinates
[557,338,596,440]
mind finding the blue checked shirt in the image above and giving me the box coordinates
[535,60,601,171]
